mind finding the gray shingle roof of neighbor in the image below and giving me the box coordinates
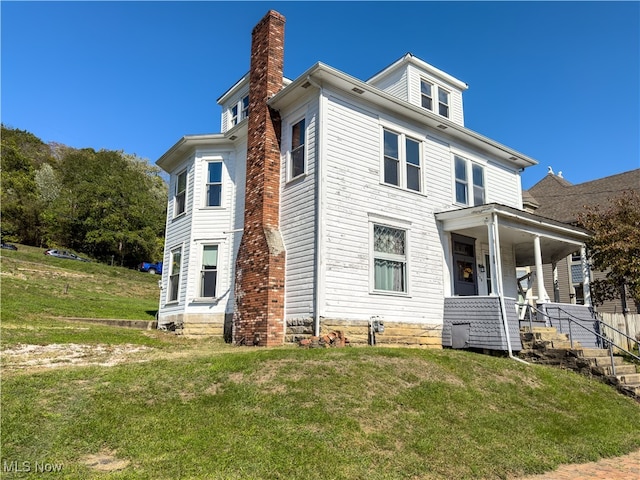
[526,168,640,224]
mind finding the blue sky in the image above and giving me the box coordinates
[2,1,638,189]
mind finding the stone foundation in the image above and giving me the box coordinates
[320,319,443,348]
[158,312,231,338]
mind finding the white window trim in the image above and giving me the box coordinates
[174,169,188,219]
[380,126,424,194]
[228,94,249,129]
[287,116,307,182]
[195,243,221,301]
[452,154,486,207]
[203,159,224,209]
[368,214,411,297]
[166,245,183,304]
[419,77,451,119]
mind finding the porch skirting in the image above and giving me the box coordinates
[442,296,522,351]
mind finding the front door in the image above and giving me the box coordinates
[452,234,478,296]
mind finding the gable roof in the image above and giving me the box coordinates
[526,169,640,223]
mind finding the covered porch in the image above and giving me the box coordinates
[435,203,593,352]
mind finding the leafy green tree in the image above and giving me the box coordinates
[578,190,640,311]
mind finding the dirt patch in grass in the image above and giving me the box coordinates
[1,343,153,372]
[81,449,130,472]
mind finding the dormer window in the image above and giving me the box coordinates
[420,80,433,110]
[241,95,249,121]
[230,105,239,127]
[229,95,249,128]
[438,89,450,118]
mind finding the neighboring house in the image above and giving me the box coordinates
[155,10,594,351]
[525,168,640,314]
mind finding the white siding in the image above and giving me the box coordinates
[369,68,408,102]
[407,65,465,126]
[280,97,319,319]
[321,93,446,324]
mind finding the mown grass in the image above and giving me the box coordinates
[1,245,640,479]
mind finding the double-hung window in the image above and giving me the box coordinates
[241,95,249,121]
[383,129,422,192]
[290,118,306,180]
[200,245,218,298]
[175,170,187,216]
[438,89,450,118]
[454,155,485,206]
[168,246,182,302]
[206,161,222,207]
[230,104,239,127]
[373,224,407,293]
[420,80,433,110]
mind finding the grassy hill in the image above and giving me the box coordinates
[1,247,640,479]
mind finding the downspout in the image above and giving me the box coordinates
[308,75,324,337]
[492,213,529,365]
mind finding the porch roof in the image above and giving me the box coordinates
[435,203,591,266]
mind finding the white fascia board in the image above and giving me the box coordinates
[156,133,232,172]
[367,53,468,91]
[269,63,537,169]
[435,203,591,240]
[217,73,250,105]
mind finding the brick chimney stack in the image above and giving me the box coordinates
[233,10,286,346]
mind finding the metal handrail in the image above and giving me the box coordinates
[518,303,639,377]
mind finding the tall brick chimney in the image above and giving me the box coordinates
[233,10,286,346]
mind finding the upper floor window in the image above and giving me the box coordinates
[229,95,249,128]
[206,162,222,207]
[168,246,182,302]
[454,156,484,206]
[373,224,407,293]
[438,89,450,118]
[200,245,218,297]
[421,78,450,119]
[241,95,249,121]
[289,118,306,180]
[420,80,433,110]
[383,129,422,192]
[175,170,187,217]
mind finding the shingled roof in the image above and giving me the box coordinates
[526,169,640,224]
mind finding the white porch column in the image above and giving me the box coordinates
[486,216,499,296]
[534,235,550,303]
[581,244,592,307]
[552,261,560,303]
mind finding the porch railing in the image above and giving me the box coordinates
[518,303,640,377]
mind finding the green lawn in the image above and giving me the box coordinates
[2,246,640,479]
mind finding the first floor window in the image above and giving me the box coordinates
[290,118,306,179]
[175,170,187,216]
[201,245,218,297]
[168,247,182,302]
[206,162,222,207]
[373,224,407,293]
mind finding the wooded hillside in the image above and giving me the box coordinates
[1,124,167,267]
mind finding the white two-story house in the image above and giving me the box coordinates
[156,10,594,352]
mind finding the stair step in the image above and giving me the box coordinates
[575,348,610,358]
[593,364,637,376]
[616,373,640,385]
[620,384,640,396]
[587,356,626,367]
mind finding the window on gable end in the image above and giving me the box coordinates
[290,118,306,180]
[175,170,187,216]
[230,104,239,127]
[206,161,223,207]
